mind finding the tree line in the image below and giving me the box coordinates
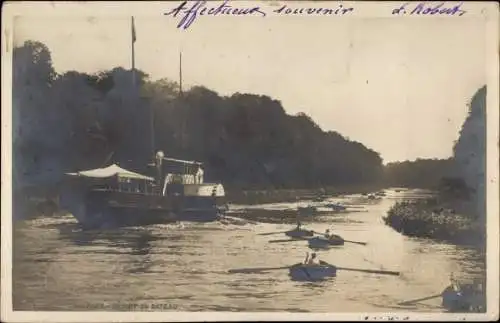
[13,40,486,196]
[13,40,384,191]
[383,85,486,208]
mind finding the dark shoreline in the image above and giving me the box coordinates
[225,183,385,205]
[383,199,485,248]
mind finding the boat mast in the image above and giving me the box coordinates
[179,51,183,96]
[131,16,155,162]
[131,16,136,90]
[179,50,187,154]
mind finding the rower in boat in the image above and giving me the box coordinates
[304,252,320,266]
[441,276,486,312]
[324,229,332,239]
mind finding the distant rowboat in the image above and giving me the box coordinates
[285,228,315,238]
[308,235,345,249]
[297,206,316,216]
[288,262,337,281]
[324,203,347,211]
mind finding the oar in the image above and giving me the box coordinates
[312,231,367,245]
[343,239,367,246]
[397,293,442,306]
[268,239,304,243]
[319,261,399,276]
[337,266,400,276]
[228,266,290,274]
[258,231,289,236]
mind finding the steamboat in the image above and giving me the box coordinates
[59,151,227,229]
[58,16,227,229]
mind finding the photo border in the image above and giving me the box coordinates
[2,1,499,321]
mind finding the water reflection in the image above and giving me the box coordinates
[12,190,487,312]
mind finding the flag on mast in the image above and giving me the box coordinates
[131,16,136,43]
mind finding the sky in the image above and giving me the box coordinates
[12,2,487,163]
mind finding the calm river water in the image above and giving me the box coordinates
[13,189,485,312]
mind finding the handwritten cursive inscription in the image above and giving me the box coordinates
[392,2,466,16]
[164,0,266,29]
[273,4,354,16]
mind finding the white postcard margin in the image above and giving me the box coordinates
[1,1,499,322]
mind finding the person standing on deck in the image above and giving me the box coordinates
[196,166,204,184]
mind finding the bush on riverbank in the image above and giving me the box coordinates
[383,199,484,245]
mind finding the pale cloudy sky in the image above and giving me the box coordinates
[12,2,487,163]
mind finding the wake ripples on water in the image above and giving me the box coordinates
[13,190,485,312]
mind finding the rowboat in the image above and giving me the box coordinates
[441,283,485,312]
[308,235,345,249]
[288,262,337,281]
[228,262,399,281]
[324,203,347,211]
[285,228,315,238]
[297,206,316,216]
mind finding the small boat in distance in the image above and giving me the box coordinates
[297,205,316,216]
[324,202,347,212]
[285,228,315,238]
[308,235,345,249]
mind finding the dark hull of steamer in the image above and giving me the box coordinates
[59,183,226,230]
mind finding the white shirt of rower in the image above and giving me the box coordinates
[304,253,320,266]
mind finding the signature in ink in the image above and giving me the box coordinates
[392,2,466,16]
[164,0,266,30]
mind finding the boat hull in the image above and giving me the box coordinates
[441,285,485,312]
[288,263,337,281]
[324,203,347,211]
[308,236,344,249]
[285,229,314,238]
[61,187,225,229]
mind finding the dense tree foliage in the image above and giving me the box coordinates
[452,86,486,222]
[383,158,455,189]
[383,86,486,202]
[13,40,384,191]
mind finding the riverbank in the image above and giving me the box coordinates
[225,183,384,205]
[383,199,485,247]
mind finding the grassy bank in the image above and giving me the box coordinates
[383,199,484,246]
[225,182,384,205]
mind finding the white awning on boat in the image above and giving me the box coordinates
[65,164,154,181]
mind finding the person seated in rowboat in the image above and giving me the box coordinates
[304,252,320,266]
[324,229,331,239]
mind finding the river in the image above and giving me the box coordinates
[12,189,485,312]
